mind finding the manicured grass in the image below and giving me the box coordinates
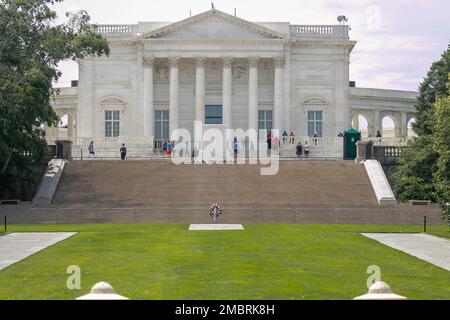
[0,224,449,300]
[428,227,450,240]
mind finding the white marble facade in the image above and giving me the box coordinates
[49,9,418,156]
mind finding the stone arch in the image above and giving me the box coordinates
[55,111,76,140]
[350,109,373,138]
[380,114,400,138]
[351,113,370,138]
[45,110,76,141]
[302,96,329,106]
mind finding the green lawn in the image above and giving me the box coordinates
[0,223,449,300]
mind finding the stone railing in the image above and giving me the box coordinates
[75,136,154,147]
[366,137,412,146]
[280,136,343,147]
[93,24,138,35]
[373,146,405,165]
[290,25,349,39]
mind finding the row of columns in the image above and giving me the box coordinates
[142,57,285,137]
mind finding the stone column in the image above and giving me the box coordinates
[401,112,408,137]
[169,57,180,135]
[67,114,74,139]
[273,57,284,131]
[248,57,259,131]
[143,56,154,137]
[373,110,381,136]
[352,114,360,130]
[195,57,206,123]
[222,57,233,128]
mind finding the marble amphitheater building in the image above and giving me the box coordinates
[48,9,418,158]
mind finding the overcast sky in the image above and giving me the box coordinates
[53,0,449,91]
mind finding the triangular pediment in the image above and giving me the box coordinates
[143,10,285,40]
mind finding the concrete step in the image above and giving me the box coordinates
[53,160,378,208]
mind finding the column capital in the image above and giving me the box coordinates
[143,56,155,68]
[273,56,285,68]
[248,57,259,68]
[195,57,206,67]
[168,57,180,68]
[221,57,233,68]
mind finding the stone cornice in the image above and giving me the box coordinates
[107,37,353,49]
[140,38,288,46]
[142,9,285,40]
[289,39,357,50]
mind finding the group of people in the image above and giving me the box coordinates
[295,141,310,158]
[88,141,128,160]
[160,140,175,157]
[281,131,296,144]
[86,132,317,161]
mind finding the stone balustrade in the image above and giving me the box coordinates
[290,25,349,39]
[366,137,412,146]
[93,24,138,35]
[75,136,154,147]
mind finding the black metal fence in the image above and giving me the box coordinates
[2,206,447,225]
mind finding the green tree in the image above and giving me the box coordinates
[0,0,109,196]
[394,45,450,202]
[433,91,450,222]
[413,44,450,136]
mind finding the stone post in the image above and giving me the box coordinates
[273,57,284,131]
[373,110,381,137]
[169,57,180,136]
[143,56,155,138]
[248,57,259,131]
[195,57,206,123]
[76,282,129,300]
[354,281,407,300]
[222,57,233,129]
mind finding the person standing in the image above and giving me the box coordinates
[267,131,272,150]
[233,137,238,162]
[282,130,288,144]
[296,142,303,159]
[88,141,95,158]
[304,141,310,158]
[120,143,127,160]
[166,140,173,158]
[376,130,382,143]
[289,132,295,144]
[313,131,319,146]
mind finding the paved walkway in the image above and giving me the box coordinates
[0,232,76,271]
[362,233,450,271]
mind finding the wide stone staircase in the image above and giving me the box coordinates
[53,160,376,208]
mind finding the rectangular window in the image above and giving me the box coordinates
[105,110,120,137]
[205,105,223,124]
[307,111,323,137]
[154,110,169,140]
[258,110,273,132]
